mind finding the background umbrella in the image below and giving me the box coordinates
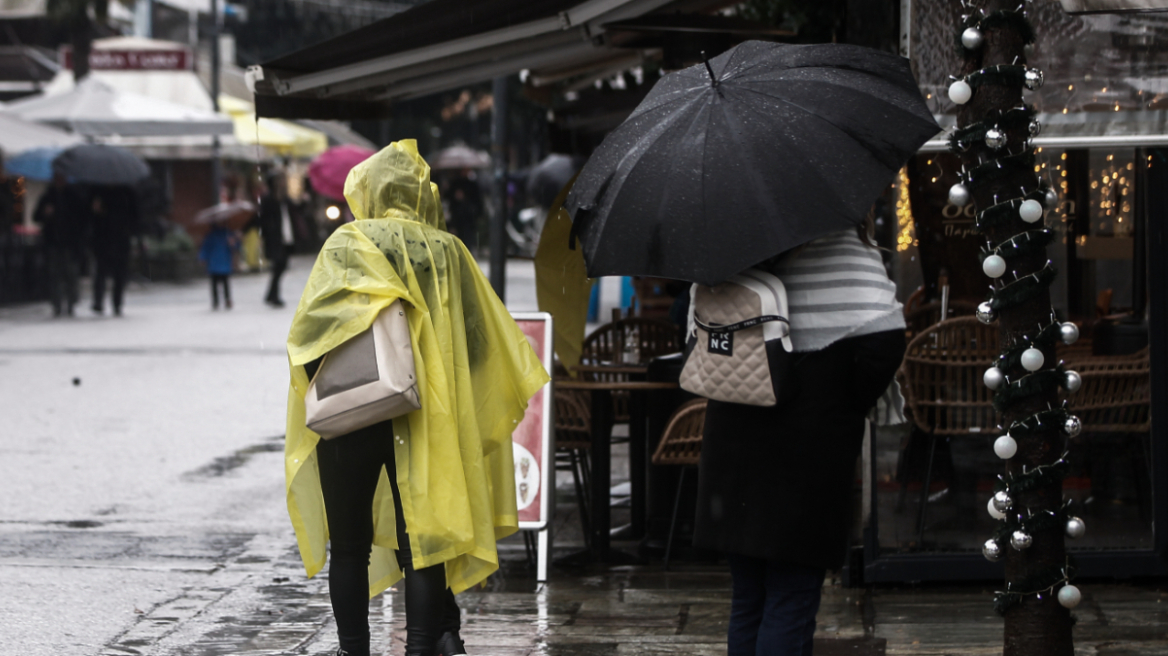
[53,143,150,185]
[527,154,584,208]
[565,40,941,286]
[308,144,374,201]
[427,144,491,171]
[534,173,590,376]
[4,147,65,182]
[189,200,256,239]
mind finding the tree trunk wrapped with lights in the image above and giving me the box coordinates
[946,1,1081,654]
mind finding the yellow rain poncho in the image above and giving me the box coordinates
[284,140,549,597]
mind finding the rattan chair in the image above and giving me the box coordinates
[581,316,682,423]
[1063,347,1151,433]
[553,390,593,546]
[899,317,1000,543]
[650,398,707,570]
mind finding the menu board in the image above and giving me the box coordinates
[511,313,553,530]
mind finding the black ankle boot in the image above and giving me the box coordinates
[434,632,466,656]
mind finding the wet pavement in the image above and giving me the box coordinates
[3,258,1167,656]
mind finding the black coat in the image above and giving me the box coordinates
[258,194,287,259]
[692,329,906,569]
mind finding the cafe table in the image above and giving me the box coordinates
[559,364,678,562]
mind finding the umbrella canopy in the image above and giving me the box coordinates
[5,147,66,181]
[308,144,375,201]
[527,154,583,207]
[534,173,590,376]
[5,76,232,138]
[193,200,256,227]
[565,41,941,286]
[428,144,491,171]
[53,143,151,185]
[220,95,328,158]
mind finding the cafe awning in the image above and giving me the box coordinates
[251,0,732,119]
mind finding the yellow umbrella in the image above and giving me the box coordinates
[534,173,591,376]
[220,95,328,158]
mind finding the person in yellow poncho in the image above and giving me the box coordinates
[285,140,549,656]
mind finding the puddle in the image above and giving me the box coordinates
[184,438,284,479]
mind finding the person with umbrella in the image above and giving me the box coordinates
[36,171,90,317]
[198,219,240,310]
[564,41,939,655]
[89,185,140,317]
[284,140,548,656]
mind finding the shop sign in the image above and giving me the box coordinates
[60,47,191,71]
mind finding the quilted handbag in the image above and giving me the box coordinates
[679,268,793,407]
[304,299,421,438]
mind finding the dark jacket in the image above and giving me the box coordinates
[91,186,138,259]
[36,184,89,256]
[692,328,906,569]
[258,193,288,259]
[199,226,238,275]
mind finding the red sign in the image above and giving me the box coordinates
[61,47,191,71]
[511,313,553,529]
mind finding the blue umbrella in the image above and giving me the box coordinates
[4,147,64,182]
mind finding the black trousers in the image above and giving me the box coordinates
[210,274,231,308]
[93,251,128,314]
[265,249,288,303]
[317,421,460,656]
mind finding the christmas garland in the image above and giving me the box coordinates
[991,318,1061,369]
[1006,407,1070,438]
[959,9,1037,53]
[987,261,1057,312]
[949,105,1038,151]
[980,228,1055,263]
[993,366,1067,413]
[993,559,1075,615]
[966,152,1037,191]
[993,455,1070,496]
[974,189,1048,233]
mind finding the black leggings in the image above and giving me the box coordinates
[210,274,231,307]
[317,421,460,656]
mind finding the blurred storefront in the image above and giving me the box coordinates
[862,1,1168,582]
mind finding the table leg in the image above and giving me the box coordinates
[629,389,647,538]
[589,388,613,561]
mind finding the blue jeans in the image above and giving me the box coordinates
[726,554,826,656]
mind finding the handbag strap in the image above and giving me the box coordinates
[694,314,788,334]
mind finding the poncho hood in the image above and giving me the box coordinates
[344,139,446,231]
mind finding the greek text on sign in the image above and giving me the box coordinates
[61,48,192,71]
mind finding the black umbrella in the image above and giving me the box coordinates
[53,143,150,185]
[565,41,941,285]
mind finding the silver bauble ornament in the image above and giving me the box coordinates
[1044,187,1059,209]
[985,127,1007,150]
[992,490,1013,513]
[962,26,985,50]
[1060,322,1080,345]
[1029,120,1042,138]
[1021,347,1045,372]
[984,366,1006,390]
[1064,370,1082,393]
[1064,415,1083,438]
[1065,516,1086,539]
[1010,529,1033,550]
[1058,584,1082,609]
[988,497,1006,520]
[994,434,1018,459]
[983,254,1007,278]
[976,301,997,324]
[1019,199,1045,223]
[948,182,972,207]
[1024,68,1045,90]
[983,539,1003,561]
[949,79,973,105]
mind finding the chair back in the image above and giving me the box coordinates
[901,316,1000,437]
[1063,347,1151,433]
[651,399,708,467]
[554,390,592,451]
[581,317,681,365]
[904,300,979,337]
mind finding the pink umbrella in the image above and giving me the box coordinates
[308,145,375,201]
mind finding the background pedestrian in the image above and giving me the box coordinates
[37,172,89,317]
[198,220,238,310]
[259,172,294,308]
[90,185,139,317]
